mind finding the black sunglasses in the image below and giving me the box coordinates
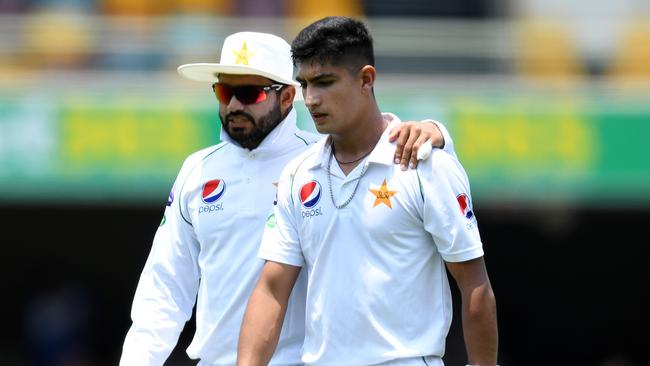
[212,83,284,105]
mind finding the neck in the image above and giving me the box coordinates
[330,108,386,175]
[331,107,385,155]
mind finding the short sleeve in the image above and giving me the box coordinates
[418,150,484,262]
[258,168,305,267]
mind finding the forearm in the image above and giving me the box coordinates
[237,286,288,366]
[120,323,178,366]
[120,252,199,365]
[120,287,190,365]
[462,281,498,365]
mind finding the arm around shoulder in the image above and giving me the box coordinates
[389,118,458,170]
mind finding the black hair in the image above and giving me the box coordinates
[291,16,374,72]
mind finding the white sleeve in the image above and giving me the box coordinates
[258,169,305,267]
[120,173,200,366]
[423,119,457,159]
[419,150,483,262]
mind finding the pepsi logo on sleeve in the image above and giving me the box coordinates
[456,193,474,219]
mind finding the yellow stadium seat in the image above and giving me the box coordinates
[516,18,585,85]
[285,0,363,42]
[101,0,171,15]
[22,10,92,68]
[170,0,232,15]
[286,0,361,19]
[608,18,650,81]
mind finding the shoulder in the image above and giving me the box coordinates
[417,148,469,183]
[292,130,322,146]
[428,148,458,168]
[284,143,320,176]
[183,141,227,167]
[175,142,229,185]
[186,142,228,163]
[278,142,321,185]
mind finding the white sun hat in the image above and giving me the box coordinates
[177,32,300,90]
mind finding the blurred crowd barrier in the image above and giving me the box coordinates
[1,13,650,79]
[0,14,649,207]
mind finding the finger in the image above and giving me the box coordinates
[416,138,433,161]
[422,122,443,148]
[412,137,432,169]
[388,123,402,142]
[400,129,420,171]
[393,126,411,164]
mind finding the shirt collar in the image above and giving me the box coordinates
[367,112,401,166]
[219,108,299,157]
[306,112,401,170]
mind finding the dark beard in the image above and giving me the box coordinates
[219,101,283,150]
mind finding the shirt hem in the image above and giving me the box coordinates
[258,250,304,267]
[441,246,484,263]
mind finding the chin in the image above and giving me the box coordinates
[228,128,251,137]
[314,122,333,134]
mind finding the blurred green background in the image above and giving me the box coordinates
[2,83,649,205]
[0,0,648,365]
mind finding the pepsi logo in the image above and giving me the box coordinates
[202,179,226,204]
[456,193,474,219]
[299,180,322,209]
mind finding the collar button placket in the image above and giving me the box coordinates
[327,150,369,209]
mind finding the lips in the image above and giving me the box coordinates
[227,115,253,128]
[310,112,327,122]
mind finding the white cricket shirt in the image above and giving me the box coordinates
[120,109,319,366]
[259,113,482,366]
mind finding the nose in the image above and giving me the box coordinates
[303,86,320,109]
[226,95,245,112]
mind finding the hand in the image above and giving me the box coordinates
[389,121,445,171]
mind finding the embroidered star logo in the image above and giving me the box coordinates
[369,179,398,208]
[232,41,255,65]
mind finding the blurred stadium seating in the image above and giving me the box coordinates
[608,18,650,82]
[0,1,648,365]
[1,12,648,205]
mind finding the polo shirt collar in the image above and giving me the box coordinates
[307,112,401,171]
[367,113,401,166]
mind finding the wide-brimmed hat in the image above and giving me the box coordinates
[177,32,300,90]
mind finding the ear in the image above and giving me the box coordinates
[359,65,376,94]
[280,85,296,109]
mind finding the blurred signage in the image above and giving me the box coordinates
[449,97,650,204]
[1,92,648,205]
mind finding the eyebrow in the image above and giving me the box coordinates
[296,73,337,84]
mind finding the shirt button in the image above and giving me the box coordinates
[247,153,255,159]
